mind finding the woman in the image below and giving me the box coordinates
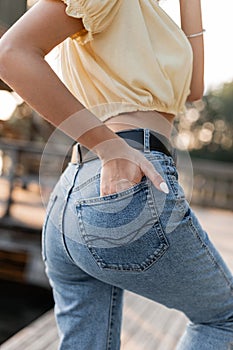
[0,1,232,349]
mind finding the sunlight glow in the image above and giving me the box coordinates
[0,91,17,121]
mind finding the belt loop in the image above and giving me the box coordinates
[77,143,83,165]
[144,128,150,153]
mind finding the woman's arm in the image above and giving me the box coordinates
[0,0,112,144]
[179,0,205,101]
[0,0,167,195]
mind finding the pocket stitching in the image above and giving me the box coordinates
[167,174,188,214]
[75,178,148,206]
[76,183,169,272]
[86,227,169,272]
[71,173,100,193]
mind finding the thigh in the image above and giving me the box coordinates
[42,181,124,350]
[144,152,233,323]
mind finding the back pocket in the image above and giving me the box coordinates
[75,178,169,272]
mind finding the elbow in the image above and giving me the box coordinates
[187,92,204,102]
[0,45,8,80]
[0,38,44,82]
[187,85,205,102]
[0,40,17,81]
[187,75,205,102]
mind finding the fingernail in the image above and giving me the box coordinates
[160,182,169,194]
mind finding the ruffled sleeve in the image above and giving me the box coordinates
[61,0,122,44]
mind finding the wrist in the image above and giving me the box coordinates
[78,124,121,155]
[93,137,130,162]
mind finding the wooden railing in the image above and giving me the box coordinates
[189,158,233,211]
[0,139,71,219]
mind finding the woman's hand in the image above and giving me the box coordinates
[94,139,169,196]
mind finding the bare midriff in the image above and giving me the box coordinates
[105,110,175,140]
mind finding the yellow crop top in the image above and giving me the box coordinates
[59,0,193,122]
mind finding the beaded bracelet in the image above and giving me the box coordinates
[186,29,206,38]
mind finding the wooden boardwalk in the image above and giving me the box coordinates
[1,205,233,350]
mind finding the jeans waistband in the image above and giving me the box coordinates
[71,128,177,165]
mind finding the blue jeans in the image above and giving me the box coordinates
[42,142,233,349]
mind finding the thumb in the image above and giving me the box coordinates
[140,158,169,194]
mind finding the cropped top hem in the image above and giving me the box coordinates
[88,103,185,123]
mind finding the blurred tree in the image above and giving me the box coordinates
[174,81,233,163]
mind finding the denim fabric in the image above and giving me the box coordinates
[42,149,233,350]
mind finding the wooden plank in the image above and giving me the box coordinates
[1,311,59,350]
[121,295,187,349]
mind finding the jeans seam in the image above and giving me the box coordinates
[188,217,233,292]
[72,173,100,193]
[51,218,76,265]
[106,286,117,350]
[42,194,58,262]
[57,197,76,264]
[167,175,187,214]
[61,232,77,265]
